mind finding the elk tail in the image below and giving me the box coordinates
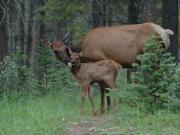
[151,23,174,50]
[164,29,174,35]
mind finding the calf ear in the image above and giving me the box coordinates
[79,52,83,57]
[74,53,80,59]
[65,47,72,57]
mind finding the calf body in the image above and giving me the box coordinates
[68,53,121,115]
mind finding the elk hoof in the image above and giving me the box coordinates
[93,112,97,116]
[100,109,105,114]
[80,110,85,115]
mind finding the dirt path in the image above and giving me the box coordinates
[65,115,122,135]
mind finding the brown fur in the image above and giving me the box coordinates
[43,39,121,115]
[68,52,121,115]
[43,23,173,68]
[43,23,173,114]
[72,23,173,67]
[42,38,70,64]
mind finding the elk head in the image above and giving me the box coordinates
[42,37,71,65]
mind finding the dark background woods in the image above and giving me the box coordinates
[0,0,179,95]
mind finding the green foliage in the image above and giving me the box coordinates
[38,0,89,41]
[167,63,180,112]
[0,55,39,100]
[129,36,180,112]
[0,56,18,95]
[39,0,83,23]
[0,42,80,100]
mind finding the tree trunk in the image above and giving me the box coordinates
[55,22,64,40]
[6,0,18,55]
[30,16,39,75]
[162,0,178,59]
[128,0,139,24]
[92,0,106,28]
[17,0,25,55]
[24,0,33,66]
[106,0,115,26]
[30,1,45,76]
[142,0,156,22]
[0,0,7,61]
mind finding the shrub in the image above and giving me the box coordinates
[0,56,39,100]
[129,36,179,112]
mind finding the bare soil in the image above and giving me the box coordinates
[65,114,123,135]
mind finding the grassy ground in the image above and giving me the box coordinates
[102,105,180,135]
[0,92,83,135]
[0,91,179,135]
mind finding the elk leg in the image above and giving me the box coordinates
[100,86,105,113]
[105,79,119,112]
[106,89,111,112]
[81,86,87,115]
[88,86,97,116]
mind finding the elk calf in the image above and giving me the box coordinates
[67,50,122,115]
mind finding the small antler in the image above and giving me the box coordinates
[62,32,72,45]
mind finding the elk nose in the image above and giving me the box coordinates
[67,62,72,67]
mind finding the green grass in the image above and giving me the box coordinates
[0,90,179,135]
[101,104,180,135]
[0,91,83,135]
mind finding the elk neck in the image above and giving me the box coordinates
[70,63,81,76]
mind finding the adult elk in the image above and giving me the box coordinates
[70,23,174,67]
[44,23,174,67]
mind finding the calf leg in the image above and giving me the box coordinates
[87,86,97,116]
[100,84,111,113]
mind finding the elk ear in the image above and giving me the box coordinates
[41,37,52,47]
[62,32,71,45]
[65,47,72,57]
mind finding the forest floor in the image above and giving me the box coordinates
[65,114,121,135]
[65,111,180,135]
